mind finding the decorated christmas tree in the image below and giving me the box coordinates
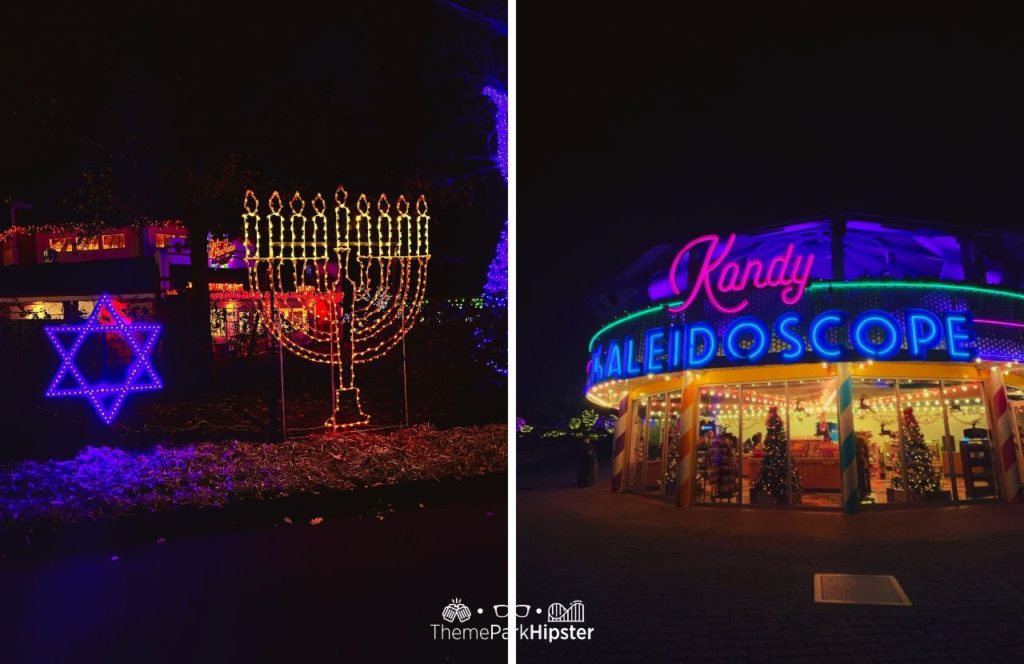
[751,406,802,500]
[471,85,508,377]
[890,406,942,495]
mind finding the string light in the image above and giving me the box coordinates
[44,293,163,424]
[243,187,430,430]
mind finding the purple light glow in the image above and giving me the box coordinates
[482,86,508,182]
[477,85,508,377]
[647,278,675,301]
[44,293,163,424]
[484,220,508,299]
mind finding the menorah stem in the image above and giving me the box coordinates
[326,280,369,430]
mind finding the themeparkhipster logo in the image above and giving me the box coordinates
[431,598,595,642]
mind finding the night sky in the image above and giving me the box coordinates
[521,5,1024,424]
[2,1,507,296]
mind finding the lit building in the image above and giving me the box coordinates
[0,222,188,320]
[585,216,1024,512]
[0,222,252,349]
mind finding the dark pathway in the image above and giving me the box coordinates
[1,480,507,663]
[518,484,1024,662]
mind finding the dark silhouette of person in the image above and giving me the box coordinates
[577,436,597,487]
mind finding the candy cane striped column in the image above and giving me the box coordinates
[676,373,697,507]
[611,396,628,492]
[837,363,860,514]
[985,368,1023,503]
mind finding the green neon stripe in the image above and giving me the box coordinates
[588,304,666,352]
[589,281,1024,352]
[807,280,1024,302]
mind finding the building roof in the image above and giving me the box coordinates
[0,258,160,298]
[586,214,1024,319]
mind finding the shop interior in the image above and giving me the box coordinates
[626,374,998,508]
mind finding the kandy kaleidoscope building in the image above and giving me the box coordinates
[585,216,1024,512]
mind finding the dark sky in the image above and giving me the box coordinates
[520,4,1024,424]
[2,1,507,295]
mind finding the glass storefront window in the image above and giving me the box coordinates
[743,382,798,506]
[626,398,646,492]
[695,386,742,504]
[851,378,901,505]
[644,394,666,493]
[662,391,683,498]
[627,375,995,508]
[783,379,840,508]
[893,380,953,504]
[942,380,995,501]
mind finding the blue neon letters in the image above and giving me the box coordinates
[809,310,847,360]
[723,316,770,362]
[775,312,805,362]
[686,323,718,368]
[905,309,942,359]
[850,310,901,360]
[588,308,977,385]
[944,313,975,361]
[643,328,666,374]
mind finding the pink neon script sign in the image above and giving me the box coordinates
[668,233,815,314]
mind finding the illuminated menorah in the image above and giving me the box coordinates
[242,186,430,430]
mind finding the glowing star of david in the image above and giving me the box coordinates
[44,293,163,424]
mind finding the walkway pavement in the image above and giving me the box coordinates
[517,484,1024,662]
[1,477,507,663]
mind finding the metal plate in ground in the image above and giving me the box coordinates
[813,574,912,606]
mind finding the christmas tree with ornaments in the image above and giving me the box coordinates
[889,406,943,497]
[751,405,802,503]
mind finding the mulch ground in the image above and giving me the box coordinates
[1,424,506,531]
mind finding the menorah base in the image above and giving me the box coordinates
[325,387,371,430]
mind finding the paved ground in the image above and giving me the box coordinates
[517,482,1024,663]
[0,478,507,663]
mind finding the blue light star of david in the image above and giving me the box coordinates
[44,293,163,424]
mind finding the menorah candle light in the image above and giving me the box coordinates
[242,186,430,429]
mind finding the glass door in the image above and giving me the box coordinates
[743,382,795,506]
[851,378,904,505]
[625,398,646,492]
[942,380,996,501]
[696,387,741,505]
[642,394,666,494]
[662,391,683,498]
[784,379,841,508]
[895,380,953,504]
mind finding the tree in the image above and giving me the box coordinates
[181,154,262,388]
[890,406,942,494]
[438,2,508,379]
[542,408,616,443]
[751,405,802,501]
[541,408,616,489]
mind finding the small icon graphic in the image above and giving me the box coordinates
[547,600,585,623]
[442,598,473,624]
[493,604,531,618]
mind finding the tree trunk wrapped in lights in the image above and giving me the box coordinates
[751,405,802,502]
[242,187,430,430]
[889,406,942,495]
